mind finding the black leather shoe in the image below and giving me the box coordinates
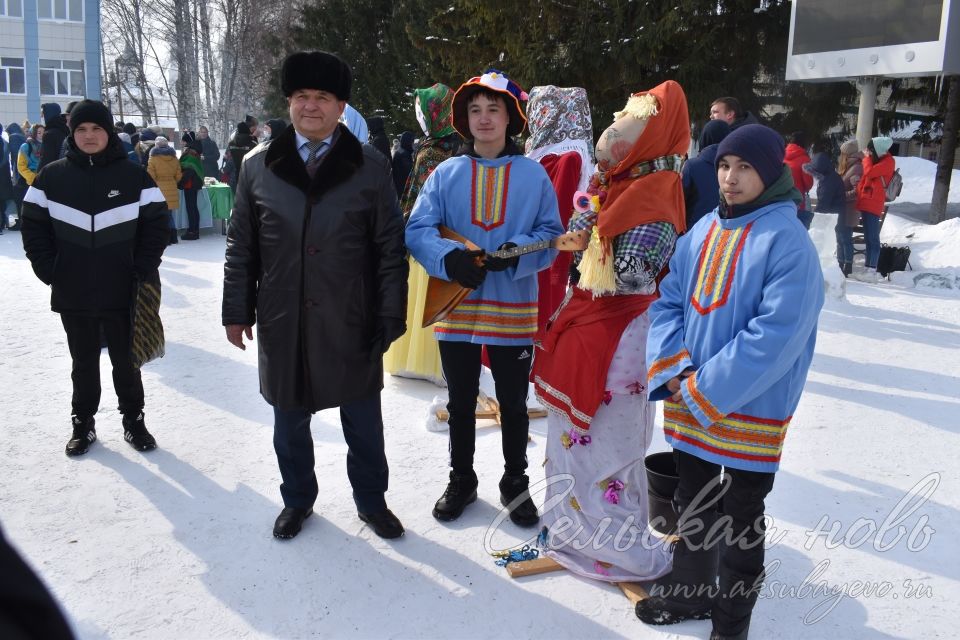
[273,507,313,539]
[433,470,479,521]
[66,416,96,456]
[499,473,539,527]
[358,508,404,539]
[180,231,200,241]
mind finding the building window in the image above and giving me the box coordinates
[39,59,84,96]
[1,0,24,17]
[0,57,25,94]
[37,0,82,21]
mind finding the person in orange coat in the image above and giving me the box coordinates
[146,136,182,245]
[784,131,813,228]
[854,136,895,282]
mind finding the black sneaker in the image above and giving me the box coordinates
[122,412,157,451]
[432,470,478,521]
[499,473,539,527]
[65,416,96,456]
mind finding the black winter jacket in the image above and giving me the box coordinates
[20,136,169,314]
[39,116,68,170]
[222,124,408,411]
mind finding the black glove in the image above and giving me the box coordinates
[483,242,519,272]
[444,249,487,289]
[369,316,407,362]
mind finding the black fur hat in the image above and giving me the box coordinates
[281,51,351,101]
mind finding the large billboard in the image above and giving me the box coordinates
[786,0,960,80]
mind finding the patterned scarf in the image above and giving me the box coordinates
[415,84,457,139]
[524,85,595,193]
[400,84,462,218]
[524,86,593,154]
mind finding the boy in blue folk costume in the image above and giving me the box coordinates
[638,125,824,640]
[406,70,563,527]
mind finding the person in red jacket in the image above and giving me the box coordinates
[854,136,895,283]
[784,131,814,228]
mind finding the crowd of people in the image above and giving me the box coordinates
[3,47,902,640]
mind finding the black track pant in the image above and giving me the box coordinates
[60,313,144,420]
[438,341,531,476]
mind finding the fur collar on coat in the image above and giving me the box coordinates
[264,123,364,202]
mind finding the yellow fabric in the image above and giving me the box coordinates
[17,151,36,185]
[383,258,445,386]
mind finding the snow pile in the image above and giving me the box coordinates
[881,214,960,293]
[892,156,960,204]
[808,213,847,300]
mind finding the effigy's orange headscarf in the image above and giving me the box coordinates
[578,80,690,294]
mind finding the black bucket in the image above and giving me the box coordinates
[645,452,679,534]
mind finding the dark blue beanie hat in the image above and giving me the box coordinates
[698,119,730,148]
[715,124,785,189]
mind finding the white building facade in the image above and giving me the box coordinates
[0,0,101,125]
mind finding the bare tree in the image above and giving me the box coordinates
[101,0,158,124]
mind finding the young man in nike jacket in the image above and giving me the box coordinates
[21,100,169,456]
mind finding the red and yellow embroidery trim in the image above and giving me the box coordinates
[691,221,752,315]
[683,371,723,424]
[647,348,691,383]
[470,159,511,230]
[663,400,790,464]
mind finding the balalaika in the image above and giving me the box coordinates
[422,225,589,327]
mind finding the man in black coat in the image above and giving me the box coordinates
[391,130,414,196]
[39,103,69,170]
[21,100,170,456]
[198,126,221,179]
[222,51,408,541]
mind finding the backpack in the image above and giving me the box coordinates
[881,169,903,202]
[876,244,911,277]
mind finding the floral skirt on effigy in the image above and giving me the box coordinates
[541,313,673,582]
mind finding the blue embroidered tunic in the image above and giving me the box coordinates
[646,199,824,472]
[406,153,563,345]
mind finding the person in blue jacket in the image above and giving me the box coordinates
[406,70,563,527]
[638,124,824,639]
[682,119,730,229]
[804,151,849,275]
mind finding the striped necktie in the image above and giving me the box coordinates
[305,140,326,178]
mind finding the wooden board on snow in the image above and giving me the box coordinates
[505,550,672,605]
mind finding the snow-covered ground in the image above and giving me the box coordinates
[2,160,959,639]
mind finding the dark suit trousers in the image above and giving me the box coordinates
[272,393,389,513]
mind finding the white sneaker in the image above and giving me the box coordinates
[854,268,879,283]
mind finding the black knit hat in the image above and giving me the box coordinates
[68,100,114,134]
[715,124,786,189]
[281,51,351,101]
[123,122,137,135]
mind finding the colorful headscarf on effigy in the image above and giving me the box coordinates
[400,84,462,217]
[524,85,595,194]
[577,80,690,295]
